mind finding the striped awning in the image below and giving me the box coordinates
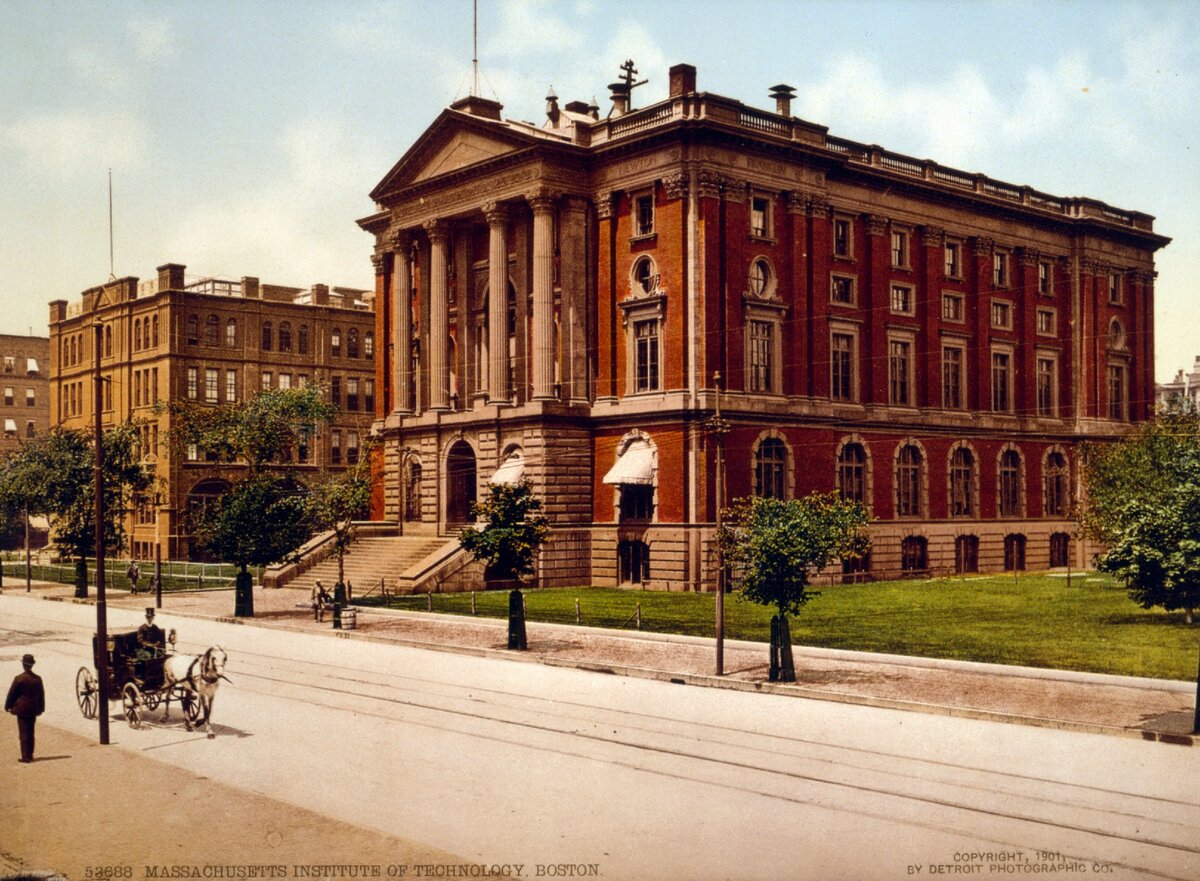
[602,440,655,485]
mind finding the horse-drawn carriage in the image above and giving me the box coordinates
[75,626,227,736]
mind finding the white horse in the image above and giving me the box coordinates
[162,646,229,738]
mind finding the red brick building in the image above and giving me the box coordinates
[359,63,1168,588]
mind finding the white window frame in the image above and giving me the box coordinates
[1036,307,1057,337]
[942,291,965,323]
[832,216,854,259]
[990,298,1014,331]
[891,228,910,269]
[941,338,967,410]
[632,191,655,239]
[829,321,860,403]
[204,368,219,403]
[993,250,1010,288]
[619,291,666,396]
[991,345,1015,414]
[944,240,962,279]
[186,367,198,400]
[1035,349,1059,417]
[887,331,916,407]
[890,282,915,316]
[749,193,774,240]
[226,370,237,403]
[1038,260,1054,295]
[830,273,856,306]
[743,298,785,396]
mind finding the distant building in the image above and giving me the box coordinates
[0,332,49,455]
[1156,357,1200,409]
[358,61,1169,586]
[48,263,375,561]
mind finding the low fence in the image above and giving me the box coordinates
[0,553,259,592]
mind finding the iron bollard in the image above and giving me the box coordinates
[575,598,580,624]
[471,591,477,615]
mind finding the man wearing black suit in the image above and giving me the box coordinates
[5,653,45,764]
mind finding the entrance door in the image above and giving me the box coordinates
[446,441,477,524]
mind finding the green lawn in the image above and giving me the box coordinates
[361,574,1200,681]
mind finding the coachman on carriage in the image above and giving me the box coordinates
[76,608,229,738]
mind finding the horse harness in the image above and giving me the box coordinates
[183,650,221,691]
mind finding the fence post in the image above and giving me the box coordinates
[471,591,476,615]
[427,591,432,612]
[575,598,580,624]
[636,602,641,631]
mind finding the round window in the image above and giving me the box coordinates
[1109,319,1126,349]
[633,256,657,294]
[749,258,771,296]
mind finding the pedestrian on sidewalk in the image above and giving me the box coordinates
[126,561,141,594]
[5,654,45,764]
[312,580,330,622]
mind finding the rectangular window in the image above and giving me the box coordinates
[831,332,855,401]
[634,319,660,393]
[1036,357,1056,416]
[634,194,654,237]
[1038,261,1053,295]
[331,376,341,406]
[226,370,237,403]
[134,372,142,406]
[278,373,291,390]
[4,386,13,406]
[186,367,198,400]
[991,300,1012,330]
[889,339,912,406]
[942,292,964,322]
[619,485,655,522]
[833,218,852,258]
[186,444,198,462]
[151,368,158,403]
[1036,308,1056,336]
[942,345,964,409]
[297,374,309,389]
[1107,364,1127,420]
[890,284,914,315]
[944,241,961,278]
[25,421,34,439]
[261,371,272,391]
[205,368,218,403]
[993,251,1009,288]
[750,196,771,238]
[991,352,1012,413]
[346,431,360,465]
[748,320,773,393]
[25,388,35,407]
[3,357,12,373]
[330,430,342,465]
[830,275,855,305]
[364,378,375,412]
[1108,271,1123,305]
[891,230,909,268]
[346,377,359,411]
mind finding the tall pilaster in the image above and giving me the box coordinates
[484,202,509,404]
[425,220,450,411]
[392,230,413,414]
[559,196,589,403]
[529,190,557,401]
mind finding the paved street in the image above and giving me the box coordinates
[3,592,1199,881]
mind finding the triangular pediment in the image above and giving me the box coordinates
[370,109,549,201]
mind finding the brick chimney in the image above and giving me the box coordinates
[312,284,330,306]
[450,95,503,121]
[241,276,260,299]
[769,84,796,117]
[156,263,185,291]
[669,63,697,97]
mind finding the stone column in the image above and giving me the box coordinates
[559,196,589,403]
[425,220,450,411]
[529,190,557,401]
[392,230,413,413]
[484,202,509,404]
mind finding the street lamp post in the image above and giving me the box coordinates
[708,371,729,677]
[93,321,110,745]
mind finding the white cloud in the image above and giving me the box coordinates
[69,47,131,90]
[128,17,176,62]
[488,0,584,59]
[1,111,148,174]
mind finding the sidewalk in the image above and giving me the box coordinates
[13,578,1198,745]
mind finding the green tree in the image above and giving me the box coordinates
[1083,403,1200,623]
[719,493,869,681]
[0,424,148,596]
[161,385,337,615]
[305,448,373,590]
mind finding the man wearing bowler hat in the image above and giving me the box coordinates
[5,653,45,763]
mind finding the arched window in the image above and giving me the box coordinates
[837,442,867,504]
[954,535,979,573]
[298,325,309,355]
[186,315,199,345]
[261,321,273,351]
[901,536,928,574]
[999,449,1022,517]
[151,315,159,347]
[347,328,360,358]
[134,320,142,352]
[1050,532,1071,568]
[895,444,923,517]
[1004,534,1027,571]
[364,331,374,358]
[331,328,342,357]
[225,318,237,347]
[618,540,650,586]
[949,446,975,517]
[205,314,220,346]
[278,321,292,353]
[404,460,422,522]
[1043,451,1069,516]
[755,437,787,499]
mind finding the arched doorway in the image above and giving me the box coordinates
[446,440,477,525]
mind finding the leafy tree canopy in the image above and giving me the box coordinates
[719,493,870,618]
[458,480,550,581]
[0,423,148,559]
[1083,402,1200,622]
[194,472,313,572]
[305,446,374,584]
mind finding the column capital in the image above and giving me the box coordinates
[482,202,508,227]
[1017,246,1041,267]
[389,228,412,252]
[423,219,450,244]
[806,193,831,218]
[663,172,688,201]
[594,191,615,220]
[863,214,887,237]
[1134,269,1157,285]
[370,253,386,274]
[919,225,946,248]
[968,235,995,256]
[526,188,560,213]
[696,169,724,200]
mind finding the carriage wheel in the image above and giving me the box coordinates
[122,683,142,729]
[76,667,98,719]
[143,690,162,712]
[182,692,201,724]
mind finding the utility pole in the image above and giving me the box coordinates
[93,321,110,745]
[24,503,31,591]
[708,371,729,676]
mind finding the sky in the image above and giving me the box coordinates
[1,0,1196,381]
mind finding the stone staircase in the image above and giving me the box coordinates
[284,535,451,596]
